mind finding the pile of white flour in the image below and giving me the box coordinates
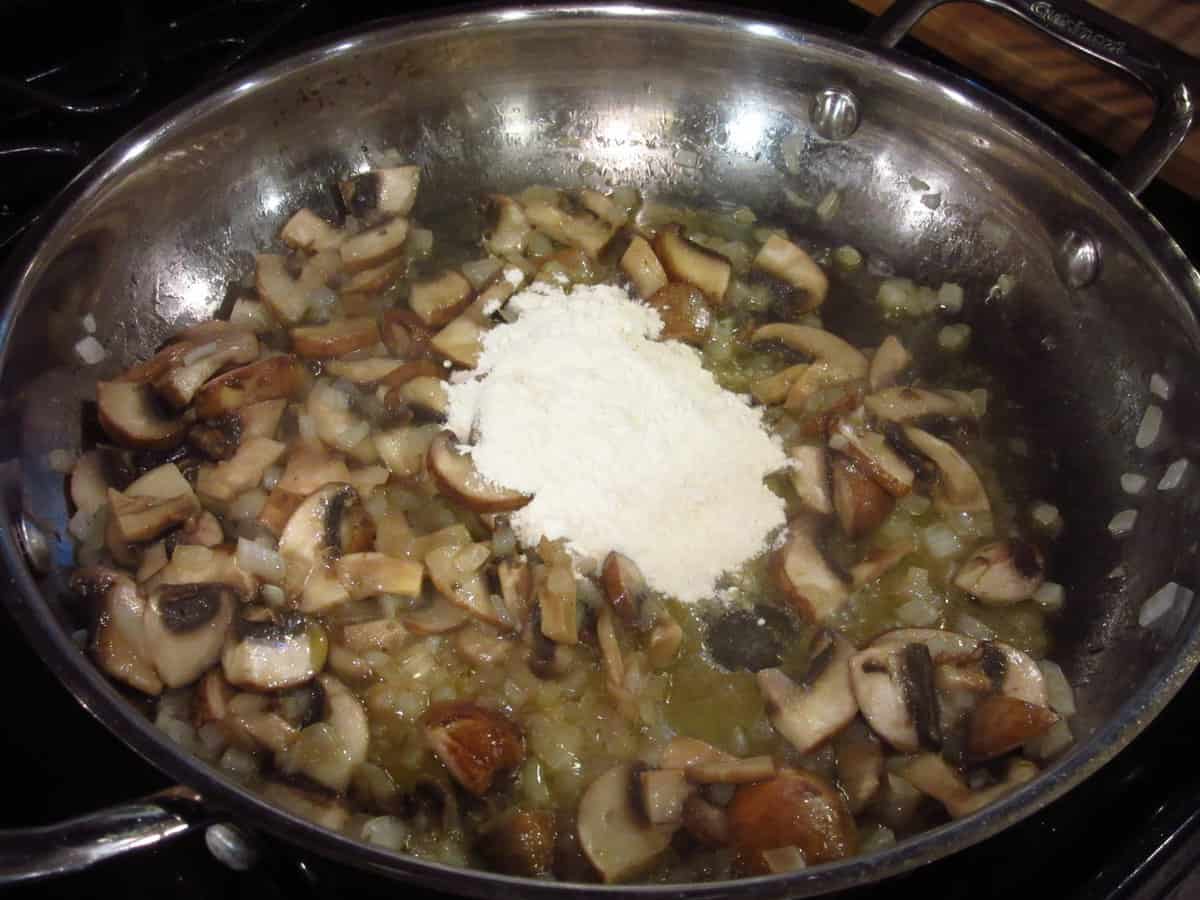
[445,282,787,603]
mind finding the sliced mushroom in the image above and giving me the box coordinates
[654,228,730,303]
[751,365,810,406]
[601,551,646,622]
[682,795,732,846]
[429,299,490,368]
[396,376,448,420]
[323,358,403,384]
[831,455,894,539]
[788,444,833,516]
[849,541,916,588]
[524,200,615,258]
[496,558,534,628]
[636,768,694,825]
[409,270,474,327]
[277,443,351,495]
[260,781,350,830]
[290,317,381,359]
[69,450,114,517]
[96,381,186,450]
[374,424,440,478]
[280,208,343,252]
[154,545,256,597]
[477,809,557,877]
[221,607,324,691]
[192,668,235,730]
[757,631,858,753]
[278,483,375,611]
[966,694,1059,761]
[620,235,669,300]
[577,764,676,883]
[751,324,868,381]
[660,736,736,770]
[277,674,368,793]
[339,217,410,272]
[428,432,531,513]
[596,607,625,692]
[379,359,445,390]
[899,753,1038,819]
[144,582,238,688]
[425,544,509,628]
[452,623,514,667]
[753,235,828,310]
[195,437,286,502]
[335,552,423,600]
[646,283,713,346]
[865,387,977,423]
[422,701,524,796]
[380,307,435,359]
[726,770,857,863]
[832,419,914,497]
[868,335,911,391]
[194,355,307,420]
[901,426,990,513]
[771,520,849,622]
[647,609,683,669]
[687,756,777,785]
[483,194,531,257]
[258,487,304,536]
[783,364,865,415]
[399,596,471,637]
[254,254,311,325]
[833,721,885,814]
[72,567,162,695]
[152,331,260,410]
[339,166,421,219]
[848,642,946,753]
[535,550,578,645]
[339,618,409,655]
[953,541,1045,605]
[107,489,199,546]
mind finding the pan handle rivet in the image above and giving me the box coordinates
[1058,230,1102,289]
[16,514,50,575]
[810,89,860,141]
[205,823,259,871]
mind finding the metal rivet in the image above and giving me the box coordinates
[205,823,259,872]
[16,514,50,575]
[1058,230,1102,288]
[810,89,860,141]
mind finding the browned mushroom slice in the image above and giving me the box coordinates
[660,736,735,770]
[726,770,857,863]
[399,599,470,640]
[422,701,524,796]
[96,381,186,450]
[647,609,683,669]
[374,424,440,478]
[654,228,731,303]
[221,608,323,691]
[849,642,942,753]
[477,809,557,877]
[646,283,713,346]
[425,543,510,628]
[278,483,374,611]
[966,694,1059,761]
[195,437,286,502]
[396,376,448,420]
[868,335,911,391]
[254,254,309,324]
[751,324,869,381]
[901,426,990,513]
[899,753,1038,819]
[192,668,234,730]
[832,419,914,497]
[194,355,306,419]
[535,549,578,644]
[258,487,304,536]
[280,208,343,252]
[409,270,474,327]
[143,582,238,688]
[72,567,163,695]
[751,365,809,406]
[833,721,885,814]
[428,432,531,513]
[596,607,625,692]
[620,235,669,300]
[636,768,694,825]
[290,317,381,358]
[338,618,408,655]
[771,520,849,622]
[107,463,202,542]
[865,387,977,423]
[753,234,828,310]
[380,307,435,359]
[277,443,351,495]
[601,551,646,622]
[339,217,410,272]
[69,450,114,516]
[260,782,350,830]
[687,756,777,785]
[757,631,858,753]
[787,444,833,516]
[379,359,445,389]
[429,300,489,368]
[831,455,895,539]
[849,541,916,588]
[524,200,615,258]
[152,331,260,410]
[339,166,421,219]
[335,552,423,600]
[323,358,403,384]
[577,764,676,883]
[953,541,1045,605]
[277,674,368,793]
[496,558,534,627]
[682,795,732,847]
[482,194,531,256]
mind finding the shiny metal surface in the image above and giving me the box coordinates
[868,0,1200,194]
[0,787,207,883]
[1057,229,1102,289]
[205,823,260,872]
[1,5,1200,897]
[809,88,861,141]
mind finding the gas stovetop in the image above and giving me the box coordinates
[2,2,1198,898]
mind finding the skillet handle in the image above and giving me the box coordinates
[866,0,1200,194]
[0,786,212,883]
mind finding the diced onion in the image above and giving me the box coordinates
[219,747,260,778]
[68,508,97,541]
[1139,581,1193,628]
[1030,502,1062,537]
[462,257,504,290]
[833,245,862,271]
[732,207,757,225]
[47,448,76,473]
[1120,473,1147,495]
[936,283,964,313]
[1033,581,1065,612]
[1150,372,1171,401]
[406,228,435,259]
[334,420,371,451]
[362,816,410,851]
[1024,719,1074,760]
[921,524,960,559]
[968,389,989,418]
[453,543,491,574]
[1038,660,1075,715]
[898,494,931,517]
[816,189,841,222]
[229,489,267,521]
[1158,458,1189,491]
[937,324,971,351]
[1135,405,1162,449]
[262,466,282,491]
[896,596,941,627]
[82,313,97,334]
[74,335,107,365]
[260,584,286,608]
[182,341,221,366]
[237,536,286,583]
[828,433,850,451]
[954,612,995,640]
[296,413,317,441]
[306,287,338,319]
[1108,509,1137,536]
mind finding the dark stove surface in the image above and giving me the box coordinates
[2,2,1198,898]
